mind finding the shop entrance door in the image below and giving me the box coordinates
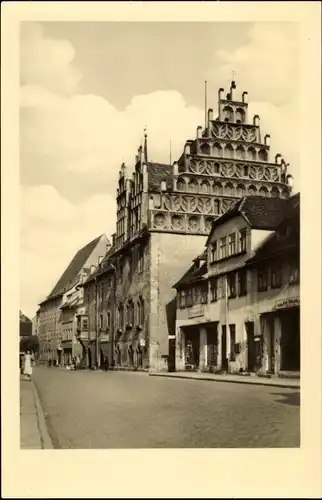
[185,327,200,370]
[245,321,256,372]
[207,324,218,367]
[281,308,300,371]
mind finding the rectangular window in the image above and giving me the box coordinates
[271,264,282,289]
[227,273,237,298]
[82,318,88,330]
[138,246,144,274]
[180,290,186,309]
[201,284,208,304]
[211,241,217,262]
[238,269,247,296]
[210,279,217,302]
[107,312,111,328]
[258,267,269,292]
[239,228,247,253]
[220,237,227,259]
[289,260,300,284]
[229,324,236,361]
[186,288,193,308]
[99,314,104,330]
[228,233,236,256]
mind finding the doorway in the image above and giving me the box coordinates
[184,327,200,369]
[221,325,228,371]
[267,318,275,373]
[207,325,218,367]
[280,308,300,371]
[245,321,256,372]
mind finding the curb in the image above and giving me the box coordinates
[31,381,53,449]
[148,373,300,390]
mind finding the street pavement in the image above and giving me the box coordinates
[33,366,300,449]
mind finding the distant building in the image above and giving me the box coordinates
[37,234,110,364]
[173,194,300,377]
[84,80,293,372]
[20,310,32,338]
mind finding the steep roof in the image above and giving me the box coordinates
[173,261,207,289]
[246,193,300,265]
[83,244,116,286]
[206,195,289,245]
[146,162,173,192]
[46,235,105,299]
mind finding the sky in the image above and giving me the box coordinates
[20,21,300,319]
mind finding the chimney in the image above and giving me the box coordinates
[264,134,270,146]
[218,88,224,100]
[253,115,260,126]
[160,180,167,192]
[173,161,178,175]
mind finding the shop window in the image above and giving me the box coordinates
[211,241,217,262]
[228,232,236,256]
[238,269,247,296]
[219,237,227,259]
[227,273,237,298]
[229,325,236,361]
[239,228,247,253]
[210,279,218,302]
[258,268,269,292]
[271,264,282,289]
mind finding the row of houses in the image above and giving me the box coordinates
[36,80,299,377]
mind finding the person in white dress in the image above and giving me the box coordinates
[23,351,33,381]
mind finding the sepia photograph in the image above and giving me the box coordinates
[19,19,301,450]
[2,2,321,498]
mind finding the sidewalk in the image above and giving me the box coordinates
[20,376,53,449]
[149,371,300,389]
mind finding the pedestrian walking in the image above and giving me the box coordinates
[23,351,33,381]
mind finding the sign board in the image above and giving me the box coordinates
[188,305,204,319]
[275,297,300,310]
[168,335,176,340]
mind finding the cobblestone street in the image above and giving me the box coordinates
[32,366,300,449]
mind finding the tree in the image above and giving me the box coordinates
[20,335,39,355]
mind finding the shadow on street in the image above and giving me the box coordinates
[271,391,300,407]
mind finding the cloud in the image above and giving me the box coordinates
[19,22,300,318]
[20,185,116,317]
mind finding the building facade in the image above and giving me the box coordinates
[83,80,293,372]
[174,194,300,377]
[38,234,109,364]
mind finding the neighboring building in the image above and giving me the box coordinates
[19,310,32,338]
[81,245,117,369]
[173,194,300,377]
[31,309,40,337]
[85,80,292,372]
[38,234,110,364]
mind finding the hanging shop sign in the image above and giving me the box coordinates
[275,297,300,310]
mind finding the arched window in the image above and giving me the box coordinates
[214,162,220,174]
[137,297,144,325]
[214,200,220,214]
[248,185,257,195]
[188,179,198,193]
[259,186,269,198]
[200,180,210,193]
[236,184,245,197]
[258,149,267,161]
[177,177,186,191]
[235,108,245,124]
[271,187,280,198]
[213,182,222,195]
[213,143,223,158]
[243,166,249,177]
[223,106,234,122]
[226,182,234,196]
[224,144,234,159]
[118,303,124,330]
[247,147,257,161]
[236,146,246,160]
[201,143,210,155]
